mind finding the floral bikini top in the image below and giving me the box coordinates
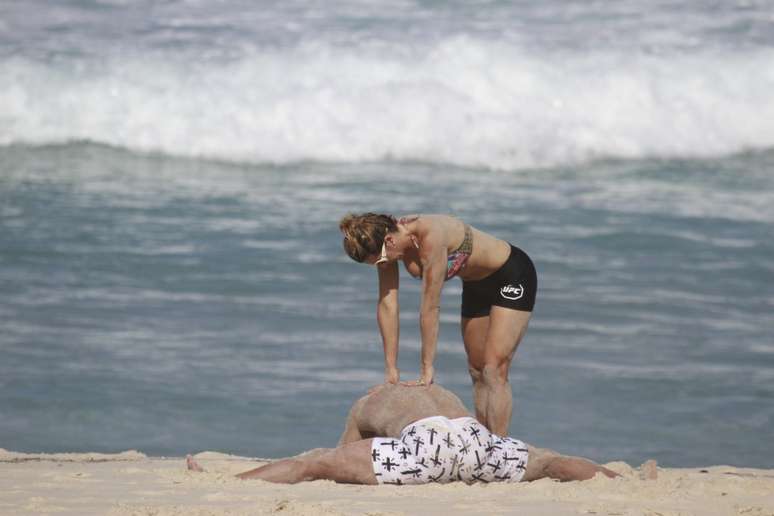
[401,217,473,281]
[445,224,473,280]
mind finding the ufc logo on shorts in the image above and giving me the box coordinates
[500,284,524,300]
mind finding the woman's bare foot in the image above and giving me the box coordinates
[186,454,205,472]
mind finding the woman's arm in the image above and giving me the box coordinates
[376,260,400,383]
[414,227,447,386]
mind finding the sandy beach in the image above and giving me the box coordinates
[3,2,774,513]
[1,449,772,516]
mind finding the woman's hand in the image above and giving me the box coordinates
[367,368,400,394]
[418,364,434,386]
[385,367,400,385]
[401,365,434,387]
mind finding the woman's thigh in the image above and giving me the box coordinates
[485,306,531,361]
[463,308,531,373]
[462,315,490,371]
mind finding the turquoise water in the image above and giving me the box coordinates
[1,1,774,467]
[1,143,772,467]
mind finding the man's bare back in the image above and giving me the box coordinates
[338,384,473,445]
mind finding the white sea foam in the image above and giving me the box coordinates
[2,38,774,169]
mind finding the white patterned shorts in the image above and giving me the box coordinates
[370,416,528,485]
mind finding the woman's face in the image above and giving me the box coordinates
[367,231,405,266]
[373,241,389,265]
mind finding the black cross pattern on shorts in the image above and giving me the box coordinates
[407,426,417,437]
[495,473,512,481]
[401,468,423,479]
[443,433,454,449]
[471,472,489,483]
[428,468,446,482]
[487,460,502,473]
[416,457,429,469]
[503,453,520,462]
[428,427,437,445]
[384,478,403,485]
[449,454,459,474]
[468,426,482,446]
[398,447,411,460]
[430,444,442,467]
[371,449,380,461]
[381,457,398,472]
[457,434,470,455]
[516,461,526,471]
[485,442,502,454]
[413,436,425,455]
[474,450,485,471]
[380,440,399,451]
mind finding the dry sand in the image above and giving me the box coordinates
[1,448,773,516]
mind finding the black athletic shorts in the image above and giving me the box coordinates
[461,245,537,318]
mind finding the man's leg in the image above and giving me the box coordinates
[523,446,619,482]
[235,439,378,484]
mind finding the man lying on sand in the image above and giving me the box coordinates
[187,384,617,485]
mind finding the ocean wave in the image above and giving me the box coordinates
[2,37,774,170]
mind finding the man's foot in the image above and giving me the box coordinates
[186,454,205,472]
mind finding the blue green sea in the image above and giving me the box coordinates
[1,0,773,468]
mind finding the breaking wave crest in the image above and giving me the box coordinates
[3,37,774,169]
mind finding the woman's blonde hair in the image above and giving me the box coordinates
[339,212,397,262]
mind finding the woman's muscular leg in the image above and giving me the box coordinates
[462,315,490,425]
[482,307,530,435]
[465,308,530,435]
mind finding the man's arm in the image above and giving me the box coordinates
[337,394,369,445]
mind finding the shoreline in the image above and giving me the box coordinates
[1,449,773,515]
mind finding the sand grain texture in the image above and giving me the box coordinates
[1,450,773,515]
